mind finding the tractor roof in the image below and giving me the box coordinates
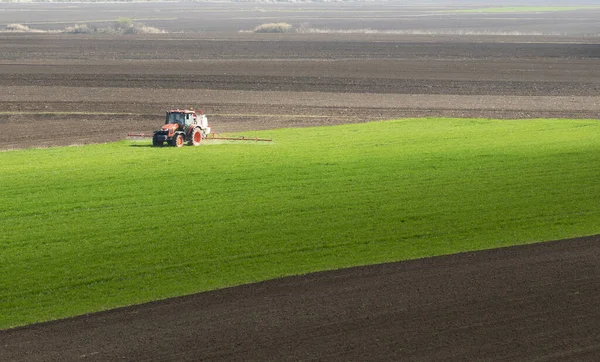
[168,109,196,114]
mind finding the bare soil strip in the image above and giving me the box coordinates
[1,74,598,96]
[4,86,600,111]
[2,235,599,361]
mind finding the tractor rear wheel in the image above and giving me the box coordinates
[174,134,184,148]
[190,128,202,146]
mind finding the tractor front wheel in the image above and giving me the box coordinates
[190,128,202,146]
[174,134,184,148]
[152,136,163,147]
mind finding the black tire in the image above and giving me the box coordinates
[152,136,163,147]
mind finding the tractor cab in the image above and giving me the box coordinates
[165,110,195,127]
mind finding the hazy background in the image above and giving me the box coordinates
[1,0,600,36]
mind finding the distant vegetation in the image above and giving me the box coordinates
[2,18,165,34]
[4,23,45,33]
[2,118,600,329]
[253,22,293,33]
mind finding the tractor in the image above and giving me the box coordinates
[152,109,211,147]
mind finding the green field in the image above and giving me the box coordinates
[1,118,599,329]
[451,6,600,13]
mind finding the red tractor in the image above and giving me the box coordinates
[152,109,211,147]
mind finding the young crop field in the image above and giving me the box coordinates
[1,118,599,329]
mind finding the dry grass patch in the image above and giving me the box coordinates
[4,23,45,33]
[253,22,293,33]
[3,19,166,35]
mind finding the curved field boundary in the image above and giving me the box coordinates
[1,235,599,361]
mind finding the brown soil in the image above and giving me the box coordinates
[2,235,600,361]
[1,6,599,359]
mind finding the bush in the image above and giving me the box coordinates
[116,17,133,27]
[113,18,165,34]
[62,20,165,35]
[253,22,293,33]
[129,24,164,34]
[63,24,93,34]
[2,19,165,35]
[5,23,37,32]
